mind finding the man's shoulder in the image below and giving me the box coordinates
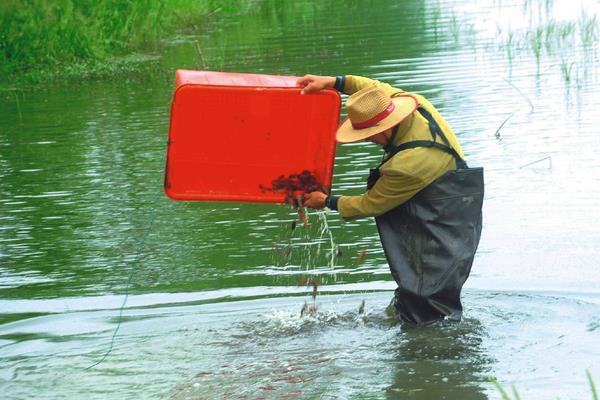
[382,148,454,180]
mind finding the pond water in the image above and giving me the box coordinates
[1,0,600,398]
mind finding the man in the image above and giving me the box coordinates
[298,74,484,325]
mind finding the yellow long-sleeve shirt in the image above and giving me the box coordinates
[336,75,465,220]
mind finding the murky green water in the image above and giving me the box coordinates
[2,0,600,398]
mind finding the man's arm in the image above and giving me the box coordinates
[303,169,426,219]
[336,170,425,220]
[296,75,336,94]
[343,75,404,97]
[297,74,404,98]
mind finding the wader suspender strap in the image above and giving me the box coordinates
[383,124,401,154]
[383,107,468,169]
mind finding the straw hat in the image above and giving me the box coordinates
[336,86,419,143]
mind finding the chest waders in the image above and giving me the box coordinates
[369,107,484,325]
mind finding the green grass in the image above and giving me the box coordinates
[491,371,598,399]
[0,0,246,87]
[491,378,521,400]
[589,370,599,400]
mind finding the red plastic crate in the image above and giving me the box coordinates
[164,70,341,203]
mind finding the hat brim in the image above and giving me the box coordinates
[336,94,419,143]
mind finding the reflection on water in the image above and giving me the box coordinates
[387,319,490,400]
[1,0,600,398]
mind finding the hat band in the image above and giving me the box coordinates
[351,102,396,129]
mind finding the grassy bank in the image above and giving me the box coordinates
[0,0,246,88]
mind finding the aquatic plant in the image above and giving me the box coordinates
[429,4,442,41]
[528,26,544,69]
[447,12,476,47]
[13,91,22,122]
[493,109,518,140]
[491,371,598,399]
[589,370,599,400]
[543,20,576,53]
[490,378,521,400]
[505,31,516,65]
[559,57,575,84]
[498,27,518,76]
[449,14,461,44]
[496,12,597,82]
[578,13,599,47]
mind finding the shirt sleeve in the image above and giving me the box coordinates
[336,169,427,220]
[343,75,405,98]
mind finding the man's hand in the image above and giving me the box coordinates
[303,191,327,209]
[297,74,336,95]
